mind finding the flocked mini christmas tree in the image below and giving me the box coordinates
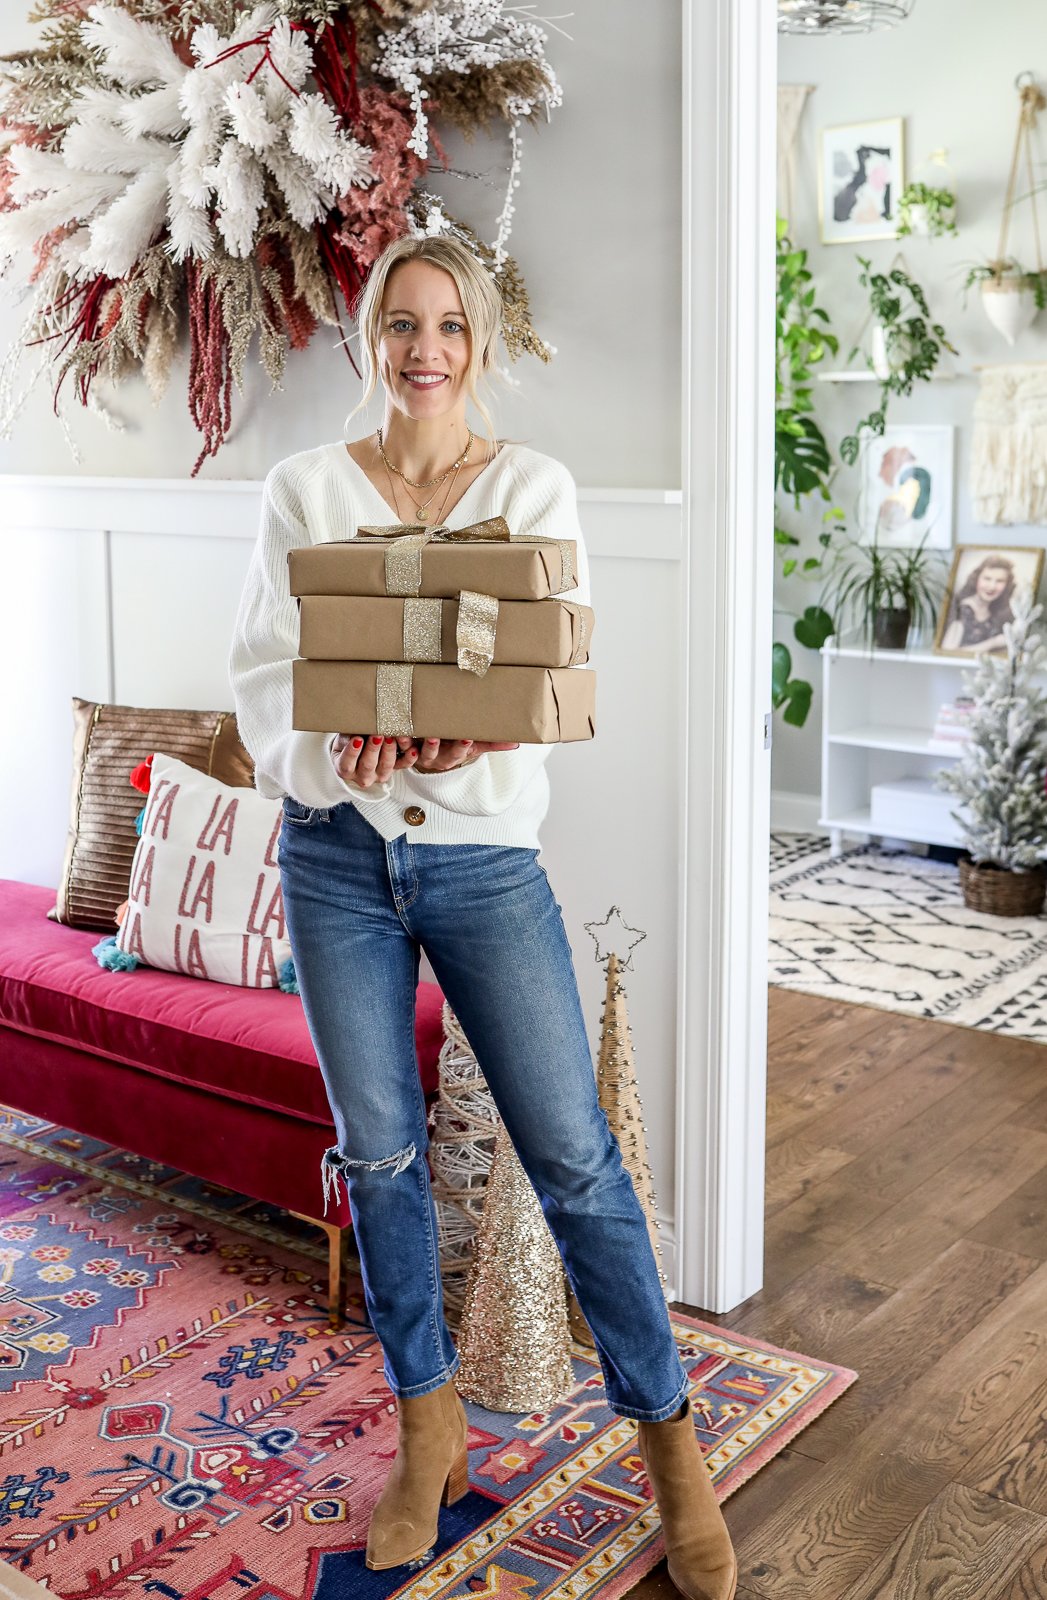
[566,908,668,1348]
[938,590,1047,870]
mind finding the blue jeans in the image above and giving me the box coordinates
[277,795,690,1422]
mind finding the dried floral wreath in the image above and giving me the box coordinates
[0,0,563,473]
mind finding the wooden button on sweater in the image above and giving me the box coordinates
[404,806,426,826]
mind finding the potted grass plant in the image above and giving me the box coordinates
[821,532,944,651]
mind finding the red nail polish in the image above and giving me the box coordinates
[352,737,363,748]
[372,735,383,744]
[384,737,395,744]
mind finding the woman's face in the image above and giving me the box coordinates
[377,260,471,421]
[975,563,1009,603]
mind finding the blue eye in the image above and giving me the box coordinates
[388,319,466,334]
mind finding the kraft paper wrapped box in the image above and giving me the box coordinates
[293,661,595,743]
[298,594,594,669]
[287,516,596,744]
[287,517,577,601]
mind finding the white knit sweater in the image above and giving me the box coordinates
[227,439,593,848]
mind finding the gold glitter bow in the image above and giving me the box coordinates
[355,517,576,602]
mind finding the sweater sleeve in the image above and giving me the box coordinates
[401,454,593,818]
[228,464,396,809]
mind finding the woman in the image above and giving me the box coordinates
[941,554,1016,654]
[228,233,736,1600]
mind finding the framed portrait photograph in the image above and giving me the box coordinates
[860,425,954,549]
[819,116,904,244]
[933,545,1045,658]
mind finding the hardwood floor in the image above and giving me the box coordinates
[632,988,1047,1600]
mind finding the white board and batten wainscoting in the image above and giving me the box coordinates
[0,472,689,1293]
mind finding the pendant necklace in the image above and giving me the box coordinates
[377,426,473,523]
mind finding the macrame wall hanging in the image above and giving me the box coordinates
[0,0,564,475]
[777,83,813,226]
[969,363,1047,526]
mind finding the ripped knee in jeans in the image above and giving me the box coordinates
[320,1141,418,1216]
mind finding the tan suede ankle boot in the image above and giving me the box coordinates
[636,1396,738,1600]
[365,1378,470,1571]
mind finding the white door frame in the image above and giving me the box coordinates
[675,0,775,1313]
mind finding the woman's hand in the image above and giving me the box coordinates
[330,734,519,788]
[412,737,519,773]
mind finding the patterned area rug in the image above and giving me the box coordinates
[770,831,1047,1041]
[0,1106,855,1600]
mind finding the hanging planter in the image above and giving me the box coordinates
[968,74,1047,344]
[980,272,1041,343]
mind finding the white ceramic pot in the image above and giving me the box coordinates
[906,202,956,237]
[980,277,1039,344]
[870,323,909,379]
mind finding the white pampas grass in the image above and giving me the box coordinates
[224,82,280,152]
[80,4,184,90]
[80,164,171,275]
[1,0,373,278]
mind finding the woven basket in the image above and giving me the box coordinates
[958,855,1047,917]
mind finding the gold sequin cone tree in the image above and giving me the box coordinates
[428,1002,500,1329]
[568,908,667,1347]
[454,1119,574,1412]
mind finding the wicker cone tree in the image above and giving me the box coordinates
[427,1002,500,1328]
[567,929,668,1347]
[454,1119,574,1412]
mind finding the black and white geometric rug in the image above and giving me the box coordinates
[770,832,1047,1043]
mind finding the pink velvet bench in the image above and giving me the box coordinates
[0,879,445,1328]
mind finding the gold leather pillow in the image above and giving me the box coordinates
[49,699,255,932]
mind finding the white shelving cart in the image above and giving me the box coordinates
[819,636,976,855]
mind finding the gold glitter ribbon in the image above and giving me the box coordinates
[456,590,499,677]
[399,592,500,676]
[359,517,577,715]
[574,607,593,665]
[375,662,414,735]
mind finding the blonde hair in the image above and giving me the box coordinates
[344,235,506,450]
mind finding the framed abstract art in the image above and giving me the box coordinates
[819,117,905,244]
[859,424,954,549]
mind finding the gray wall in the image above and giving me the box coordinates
[775,0,1047,803]
[0,3,681,490]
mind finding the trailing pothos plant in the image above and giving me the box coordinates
[839,258,959,466]
[774,215,837,726]
[895,182,957,239]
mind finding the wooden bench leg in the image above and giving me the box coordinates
[289,1209,350,1332]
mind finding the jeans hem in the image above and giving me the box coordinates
[607,1374,690,1423]
[386,1351,461,1400]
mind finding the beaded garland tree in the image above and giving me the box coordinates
[566,905,667,1347]
[0,0,563,473]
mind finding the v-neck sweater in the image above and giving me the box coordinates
[227,439,593,848]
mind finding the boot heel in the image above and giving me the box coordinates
[441,1445,469,1506]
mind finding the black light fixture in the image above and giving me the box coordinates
[778,0,916,34]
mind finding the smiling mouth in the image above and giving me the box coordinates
[402,373,449,386]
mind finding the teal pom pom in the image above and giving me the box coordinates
[91,935,139,972]
[134,805,146,836]
[278,956,299,994]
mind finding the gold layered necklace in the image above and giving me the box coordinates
[376,425,473,523]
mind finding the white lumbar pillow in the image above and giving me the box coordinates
[116,751,291,988]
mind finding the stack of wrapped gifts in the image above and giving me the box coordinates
[287,515,596,743]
